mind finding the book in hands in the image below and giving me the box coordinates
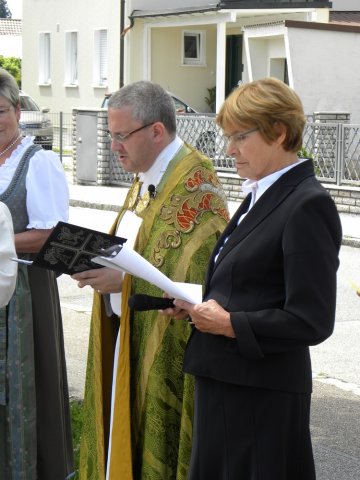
[13,221,126,275]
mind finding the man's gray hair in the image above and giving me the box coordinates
[0,68,19,107]
[108,81,177,135]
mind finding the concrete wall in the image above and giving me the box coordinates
[331,0,359,11]
[219,172,360,215]
[288,26,360,123]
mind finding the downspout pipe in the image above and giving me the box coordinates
[119,1,135,87]
[120,0,125,87]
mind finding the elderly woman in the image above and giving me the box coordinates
[0,68,74,479]
[167,78,342,479]
[0,202,16,307]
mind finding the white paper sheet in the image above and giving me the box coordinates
[92,244,202,304]
[110,210,143,315]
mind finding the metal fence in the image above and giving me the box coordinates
[49,111,360,187]
[176,115,360,187]
[302,123,360,185]
[31,112,73,163]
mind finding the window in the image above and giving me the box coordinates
[94,29,108,86]
[65,31,78,85]
[39,32,51,84]
[182,31,206,66]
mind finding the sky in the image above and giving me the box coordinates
[6,0,22,19]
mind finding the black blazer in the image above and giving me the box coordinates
[183,160,342,393]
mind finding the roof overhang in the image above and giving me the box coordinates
[242,18,360,36]
[129,5,238,27]
[242,20,285,37]
[130,5,221,20]
[129,4,325,27]
[285,19,360,33]
[219,1,331,7]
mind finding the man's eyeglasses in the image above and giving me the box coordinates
[0,107,12,117]
[225,128,259,144]
[107,123,154,143]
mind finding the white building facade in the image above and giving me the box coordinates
[21,0,360,121]
[22,0,124,112]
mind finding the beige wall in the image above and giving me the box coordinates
[127,22,217,113]
[126,20,144,83]
[126,10,318,112]
[150,26,217,113]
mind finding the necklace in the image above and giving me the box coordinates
[0,132,22,158]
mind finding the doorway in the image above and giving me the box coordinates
[226,34,243,96]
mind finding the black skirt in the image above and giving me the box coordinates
[30,266,74,479]
[188,376,315,480]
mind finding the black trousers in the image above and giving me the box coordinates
[188,376,316,480]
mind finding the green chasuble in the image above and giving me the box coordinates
[79,144,229,480]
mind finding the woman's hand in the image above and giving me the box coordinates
[15,228,52,253]
[159,293,191,320]
[171,298,236,338]
[71,267,123,294]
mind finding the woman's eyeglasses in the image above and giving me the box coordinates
[225,128,259,144]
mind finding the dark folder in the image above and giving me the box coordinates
[31,221,126,275]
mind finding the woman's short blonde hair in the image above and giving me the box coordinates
[217,77,306,152]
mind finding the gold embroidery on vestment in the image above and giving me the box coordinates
[135,191,151,214]
[152,230,181,267]
[151,165,228,266]
[128,178,142,211]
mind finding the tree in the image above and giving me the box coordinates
[0,56,21,87]
[0,0,11,18]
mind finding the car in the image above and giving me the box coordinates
[19,91,53,150]
[169,92,197,114]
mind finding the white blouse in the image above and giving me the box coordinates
[0,136,69,228]
[0,202,17,307]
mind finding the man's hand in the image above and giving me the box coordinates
[71,267,123,294]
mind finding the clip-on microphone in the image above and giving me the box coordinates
[148,184,156,198]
